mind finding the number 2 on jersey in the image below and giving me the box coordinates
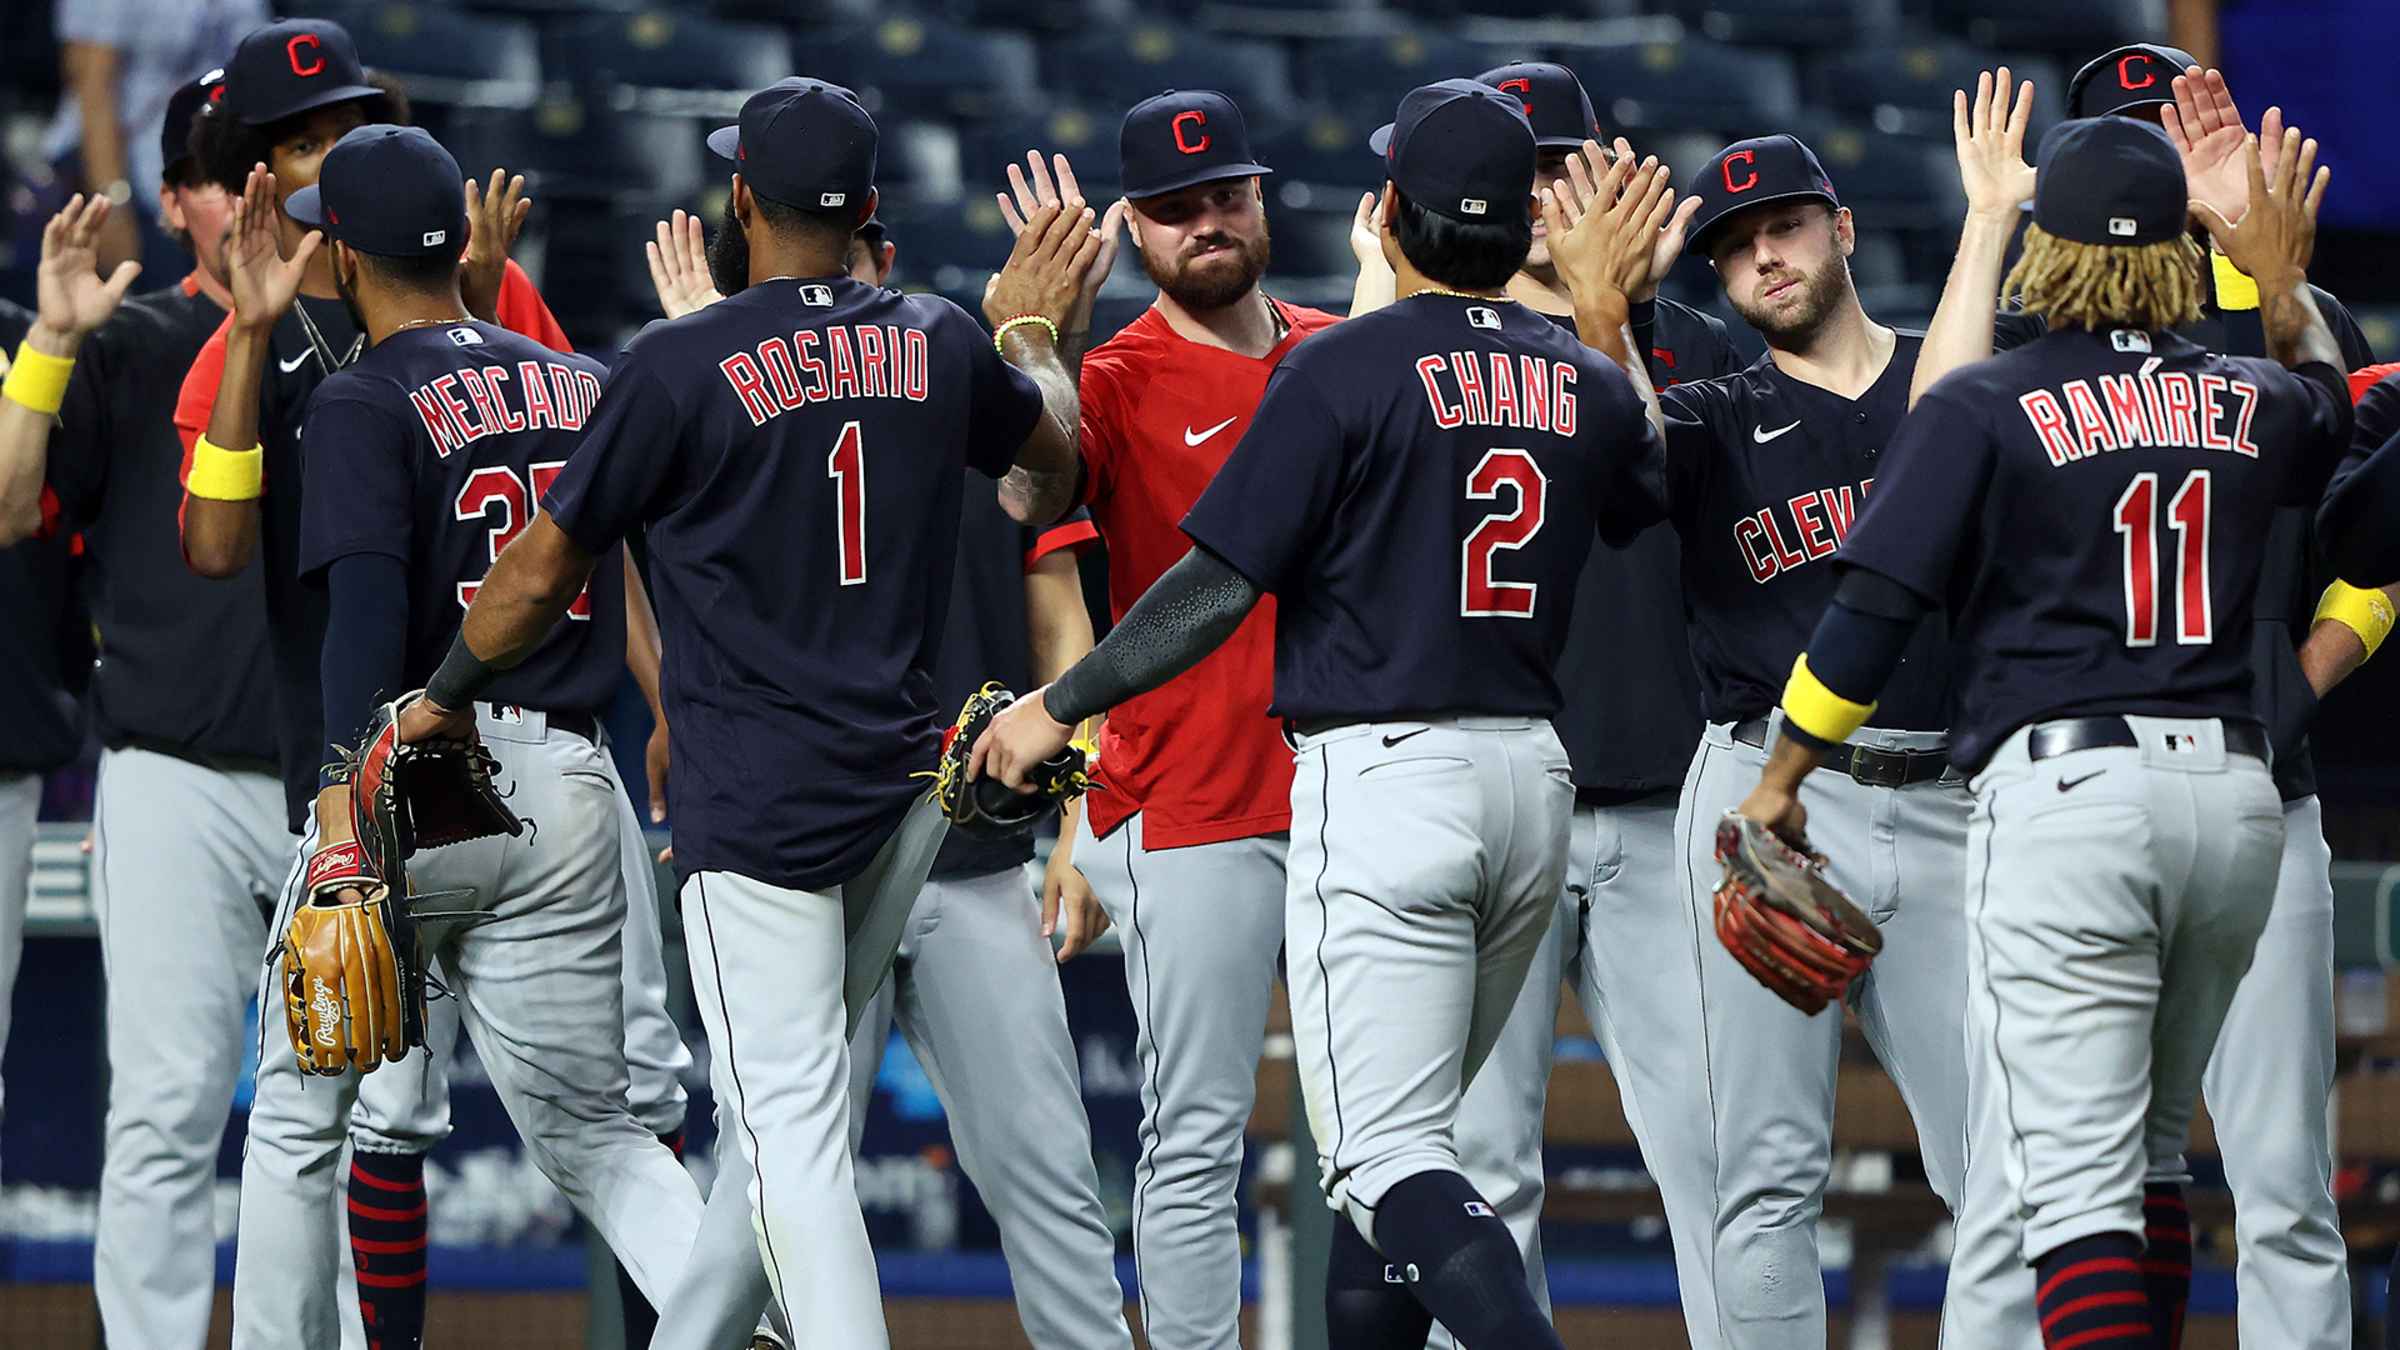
[1462,449,1548,618]
[2113,468,2211,647]
[454,463,593,618]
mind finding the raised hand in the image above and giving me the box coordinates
[33,194,143,345]
[996,151,1124,334]
[644,208,722,320]
[1543,140,1678,309]
[1954,67,2036,220]
[2161,67,2286,228]
[461,169,532,320]
[984,200,1105,334]
[226,163,320,333]
[2190,125,2327,292]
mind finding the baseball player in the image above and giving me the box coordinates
[988,88,1341,1350]
[1533,71,2049,1344]
[2329,367,2400,587]
[172,23,697,1347]
[0,76,297,1350]
[231,123,708,1348]
[393,77,1100,1349]
[643,204,1134,1350]
[976,76,1669,1350]
[1735,116,2351,1348]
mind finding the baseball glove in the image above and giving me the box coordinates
[346,691,523,869]
[926,682,1090,837]
[281,837,419,1075]
[1712,811,1882,1015]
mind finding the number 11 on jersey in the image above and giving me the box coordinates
[2114,468,2212,647]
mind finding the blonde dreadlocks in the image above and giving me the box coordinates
[2003,224,2207,333]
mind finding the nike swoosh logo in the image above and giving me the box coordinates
[2057,770,2107,793]
[1382,728,1430,748]
[1752,420,1801,443]
[1184,416,1238,447]
[279,350,314,374]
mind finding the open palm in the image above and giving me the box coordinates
[1954,67,2035,219]
[226,163,320,328]
[36,194,142,338]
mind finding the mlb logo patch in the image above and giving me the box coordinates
[821,192,847,207]
[490,704,525,725]
[422,229,448,247]
[2110,330,2152,353]
[1458,197,1488,216]
[1463,1201,1495,1217]
[800,284,835,306]
[447,326,484,346]
[2161,732,2197,753]
[1468,307,1501,331]
[2107,216,2138,238]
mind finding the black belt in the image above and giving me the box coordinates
[2025,716,2267,763]
[484,705,598,744]
[1730,718,1955,788]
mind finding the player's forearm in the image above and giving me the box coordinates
[0,325,76,543]
[1575,294,1666,442]
[2298,580,2397,696]
[2259,277,2342,374]
[204,327,270,466]
[998,328,1081,526]
[62,43,129,190]
[1909,212,2014,407]
[1350,257,1397,318]
[1045,545,1259,726]
[180,496,258,576]
[431,512,598,711]
[622,549,665,717]
[1025,552,1096,685]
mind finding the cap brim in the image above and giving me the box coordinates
[1533,134,1589,150]
[708,125,740,161]
[238,82,382,126]
[1691,188,1839,251]
[284,183,327,228]
[1367,123,1394,155]
[1124,162,1273,201]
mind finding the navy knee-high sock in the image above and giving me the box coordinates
[1325,1213,1434,1349]
[348,1152,429,1350]
[614,1127,685,1349]
[1368,1170,1561,1349]
[2141,1184,2192,1350]
[2034,1232,2150,1350]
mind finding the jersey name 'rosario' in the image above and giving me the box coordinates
[1181,295,1666,724]
[1837,328,2352,772]
[296,321,625,717]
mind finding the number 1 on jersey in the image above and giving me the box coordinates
[1462,449,1548,618]
[2113,468,2212,647]
[828,420,867,586]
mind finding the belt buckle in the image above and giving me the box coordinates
[1846,746,1909,789]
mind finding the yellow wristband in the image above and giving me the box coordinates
[1781,653,1878,746]
[2211,250,2260,313]
[2315,580,2395,661]
[2,341,75,416]
[187,434,265,502]
[993,314,1060,354]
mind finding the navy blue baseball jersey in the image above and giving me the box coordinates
[298,321,626,727]
[1838,328,2352,773]
[1180,293,1666,724]
[1660,333,1955,729]
[541,277,1044,892]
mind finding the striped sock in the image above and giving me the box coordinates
[616,1127,686,1348]
[2142,1184,2193,1350]
[348,1152,429,1350]
[2035,1232,2151,1350]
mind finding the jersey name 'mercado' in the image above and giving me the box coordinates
[716,324,934,427]
[2017,363,2264,468]
[407,359,604,458]
[1415,352,1582,433]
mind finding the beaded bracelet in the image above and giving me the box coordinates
[992,314,1061,354]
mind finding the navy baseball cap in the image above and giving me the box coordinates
[2032,117,2188,246]
[161,68,225,183]
[1369,80,1536,225]
[1120,90,1273,199]
[1687,134,1841,255]
[2069,43,2199,119]
[709,78,878,211]
[1475,62,1601,151]
[286,125,469,258]
[223,20,382,127]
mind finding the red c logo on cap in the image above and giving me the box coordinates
[1172,110,1210,156]
[287,34,325,78]
[1722,149,1758,193]
[2118,54,2154,89]
[1498,77,1534,115]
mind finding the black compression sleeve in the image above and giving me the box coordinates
[1046,544,1262,725]
[320,554,412,787]
[1804,567,1932,705]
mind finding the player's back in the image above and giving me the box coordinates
[1891,327,2350,770]
[1184,293,1666,726]
[299,321,624,717]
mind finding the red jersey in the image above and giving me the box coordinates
[1077,298,1341,847]
[2351,362,2400,405]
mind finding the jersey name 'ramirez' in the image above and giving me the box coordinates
[2018,357,2264,467]
[1415,350,1582,433]
[717,323,934,427]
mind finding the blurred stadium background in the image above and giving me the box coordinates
[4,0,2400,1346]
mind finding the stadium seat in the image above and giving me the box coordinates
[541,11,793,111]
[1788,118,1962,231]
[1674,0,1891,49]
[1042,25,1300,130]
[442,96,708,201]
[310,3,542,110]
[1262,203,1360,279]
[1250,106,1383,195]
[1810,37,2063,138]
[1296,32,1523,120]
[873,198,1020,293]
[1930,0,2148,59]
[1555,37,1801,137]
[960,103,1123,204]
[1388,0,1621,23]
[797,16,1042,120]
